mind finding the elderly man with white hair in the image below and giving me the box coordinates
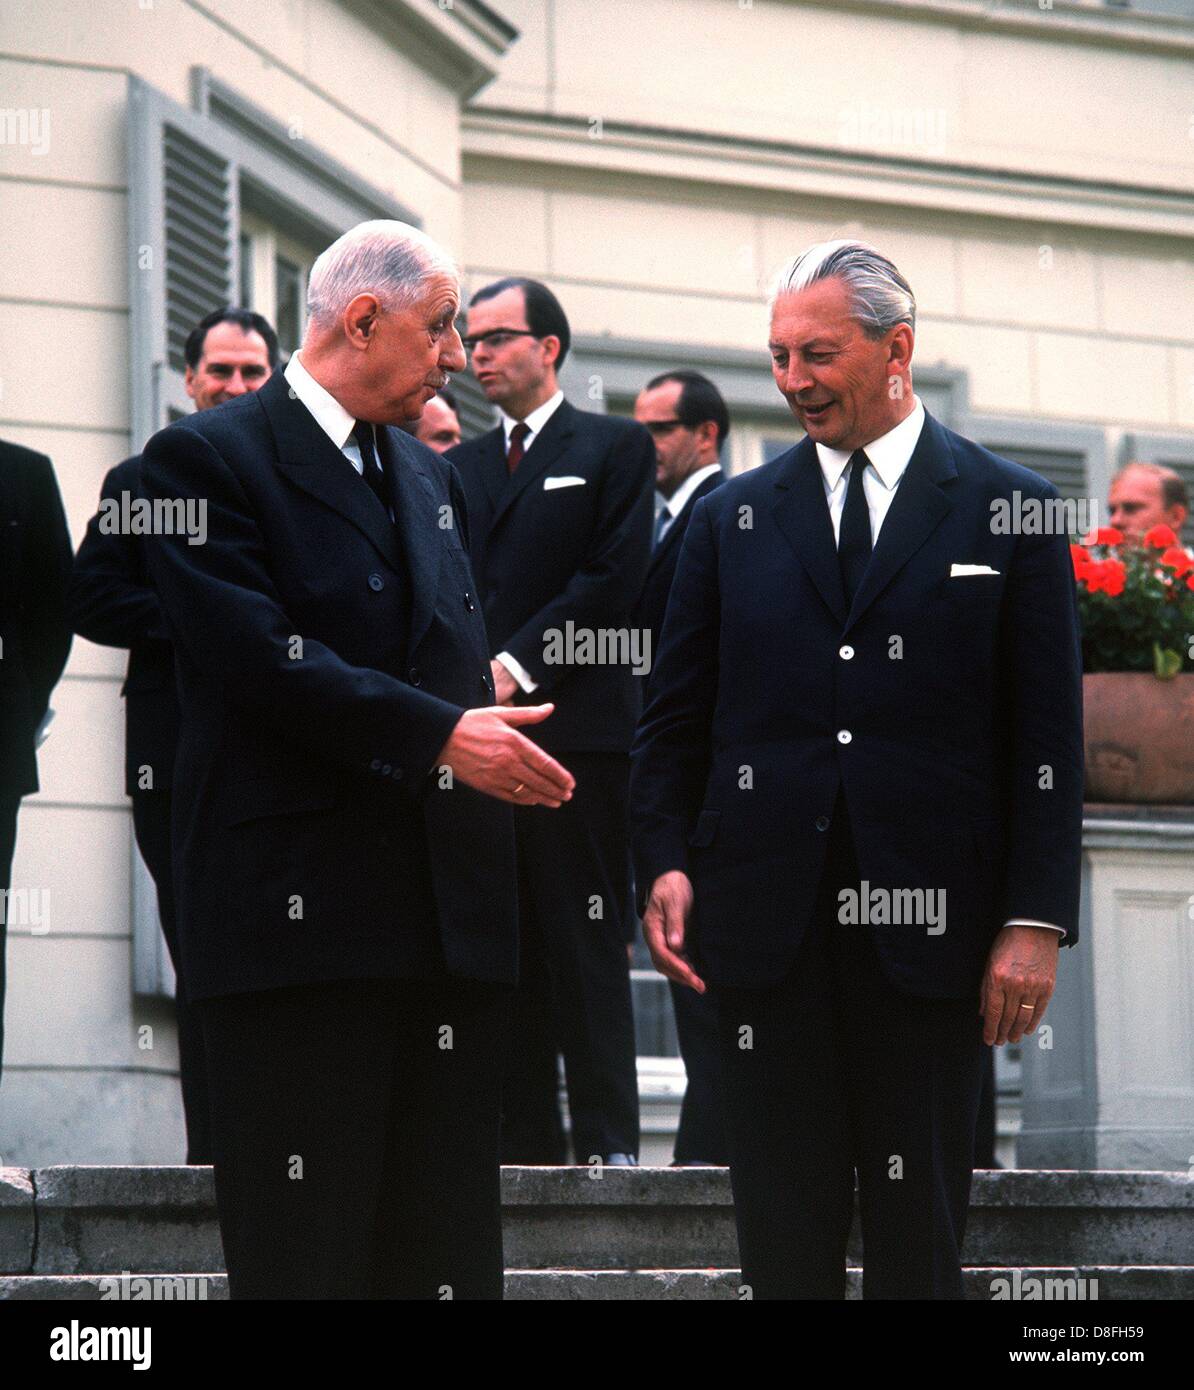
[143,220,574,1299]
[631,240,1084,1298]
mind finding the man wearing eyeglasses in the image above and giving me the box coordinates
[449,278,655,1166]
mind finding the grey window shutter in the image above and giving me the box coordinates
[127,76,239,455]
[994,446,1088,503]
[125,77,239,999]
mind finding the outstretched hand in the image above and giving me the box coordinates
[436,704,574,807]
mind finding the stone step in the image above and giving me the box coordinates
[2,1267,1191,1301]
[3,1166,1192,1277]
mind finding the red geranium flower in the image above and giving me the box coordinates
[1092,526,1124,547]
[1143,524,1178,549]
[1159,546,1193,577]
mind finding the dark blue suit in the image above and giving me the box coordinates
[634,468,729,1165]
[69,454,212,1163]
[142,371,518,1297]
[631,409,1083,1296]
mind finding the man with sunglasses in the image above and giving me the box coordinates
[449,278,655,1166]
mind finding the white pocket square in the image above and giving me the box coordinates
[543,475,586,490]
[950,563,1000,577]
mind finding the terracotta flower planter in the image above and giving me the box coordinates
[1084,672,1194,804]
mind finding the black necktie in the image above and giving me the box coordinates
[352,420,393,519]
[838,448,873,606]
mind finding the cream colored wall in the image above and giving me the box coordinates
[0,0,472,1163]
[462,165,1194,432]
[478,0,1194,190]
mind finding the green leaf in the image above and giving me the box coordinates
[1152,643,1183,680]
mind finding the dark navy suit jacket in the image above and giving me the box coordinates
[69,455,181,795]
[630,410,1083,999]
[142,371,517,1001]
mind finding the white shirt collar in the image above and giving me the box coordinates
[500,388,565,448]
[284,352,357,451]
[814,395,926,493]
[664,462,723,518]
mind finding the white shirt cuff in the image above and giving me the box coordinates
[495,651,538,694]
[1004,917,1066,940]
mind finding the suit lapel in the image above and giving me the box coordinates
[771,438,848,626]
[649,471,723,577]
[842,412,956,633]
[376,425,443,654]
[259,373,404,574]
[490,399,577,530]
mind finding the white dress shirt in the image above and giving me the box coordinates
[493,389,567,695]
[815,394,925,546]
[284,352,365,472]
[817,394,1063,941]
[656,462,723,545]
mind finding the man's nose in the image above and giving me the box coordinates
[783,363,816,396]
[441,326,466,374]
[223,373,249,396]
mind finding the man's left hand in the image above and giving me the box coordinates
[490,658,518,705]
[980,924,1059,1046]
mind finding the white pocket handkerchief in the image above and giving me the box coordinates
[950,563,1000,577]
[543,475,586,491]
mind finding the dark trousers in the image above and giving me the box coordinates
[197,975,509,1299]
[131,789,212,1165]
[711,796,988,1299]
[501,751,639,1164]
[670,980,730,1165]
[0,795,19,1084]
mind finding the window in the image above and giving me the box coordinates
[238,213,319,361]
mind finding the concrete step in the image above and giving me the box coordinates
[2,1267,1191,1300]
[3,1166,1192,1278]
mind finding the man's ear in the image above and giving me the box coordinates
[344,293,381,349]
[540,334,561,370]
[183,365,198,400]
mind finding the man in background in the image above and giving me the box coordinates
[0,439,73,1086]
[450,277,654,1165]
[403,386,462,453]
[68,307,279,1164]
[632,369,728,1166]
[1108,461,1189,544]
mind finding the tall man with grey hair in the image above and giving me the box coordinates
[631,240,1083,1297]
[143,220,574,1298]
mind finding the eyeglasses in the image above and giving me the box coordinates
[460,329,541,354]
[642,419,688,438]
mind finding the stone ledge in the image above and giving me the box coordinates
[0,1170,34,1276]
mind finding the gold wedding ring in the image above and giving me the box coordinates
[513,783,525,795]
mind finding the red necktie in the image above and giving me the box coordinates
[506,421,530,475]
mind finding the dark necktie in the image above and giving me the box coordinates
[653,506,671,551]
[352,420,393,519]
[838,448,873,606]
[506,421,530,475]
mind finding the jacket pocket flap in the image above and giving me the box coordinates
[687,808,721,848]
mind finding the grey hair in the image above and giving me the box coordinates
[769,239,916,338]
[306,219,458,329]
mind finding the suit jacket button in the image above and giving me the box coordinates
[368,573,384,592]
[382,763,393,775]
[839,644,855,660]
[837,729,853,744]
[370,758,382,771]
[815,815,830,832]
[409,667,422,687]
